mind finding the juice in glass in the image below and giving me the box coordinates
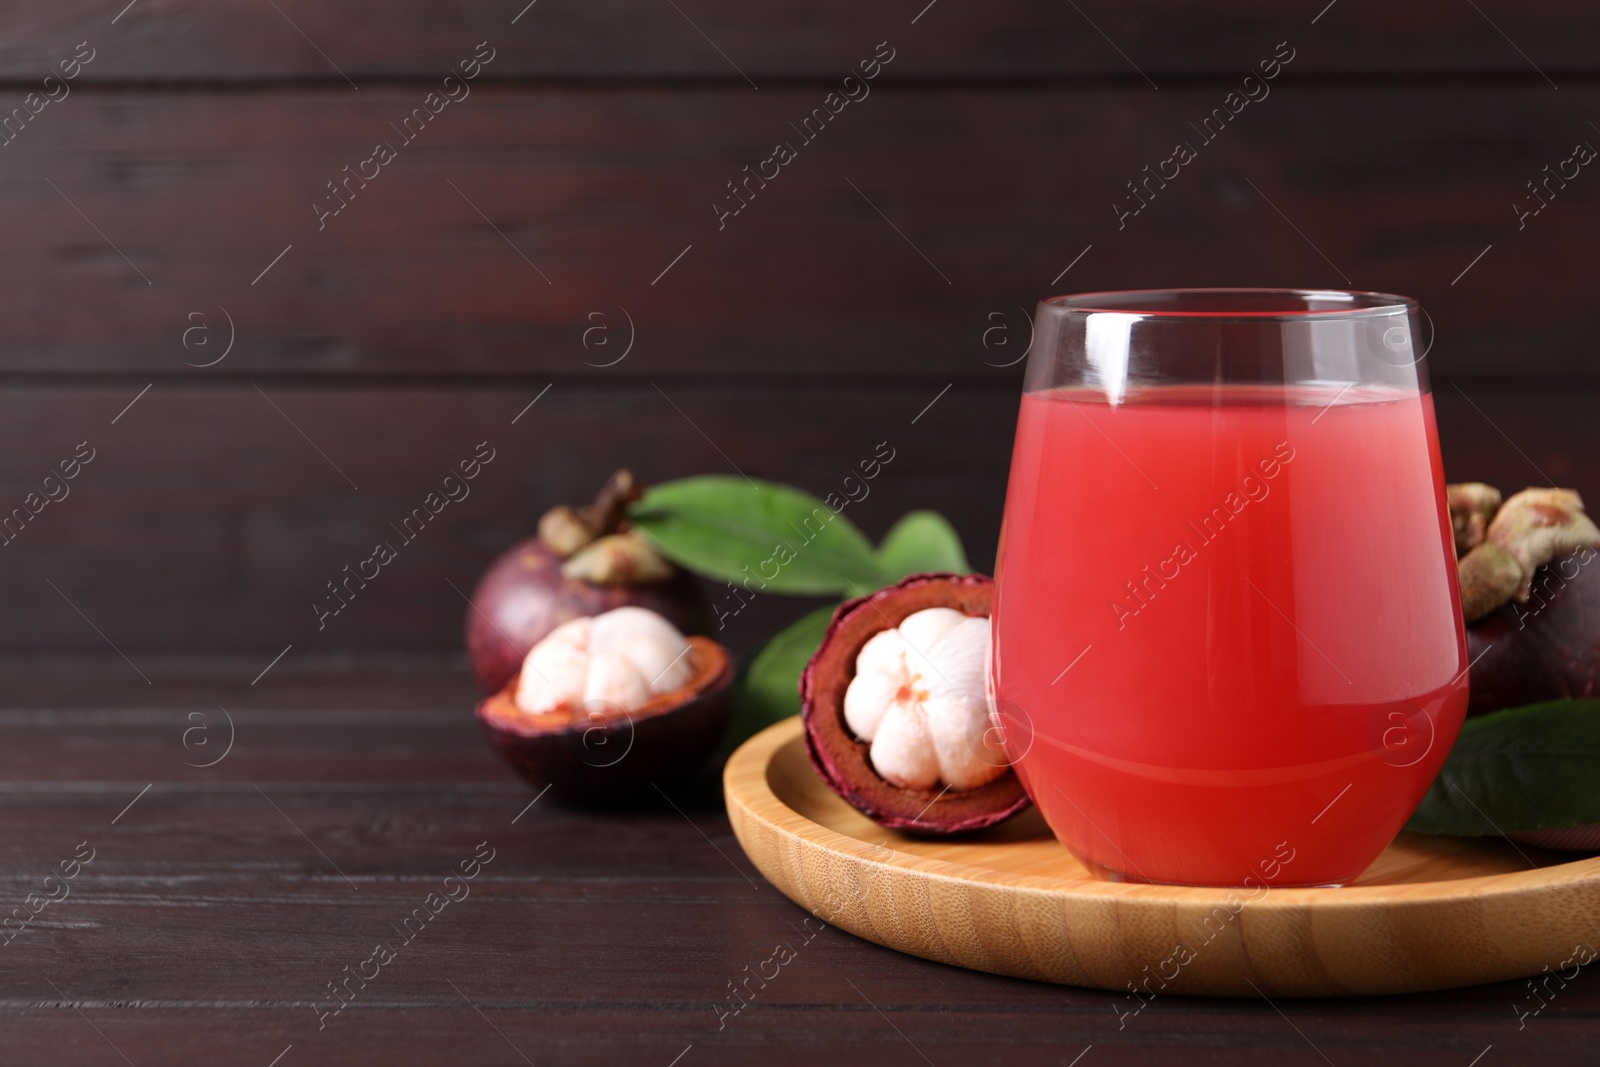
[992,382,1468,887]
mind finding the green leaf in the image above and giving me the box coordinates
[1406,700,1600,836]
[726,603,839,750]
[631,476,888,595]
[876,510,970,579]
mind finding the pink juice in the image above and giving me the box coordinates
[991,385,1469,887]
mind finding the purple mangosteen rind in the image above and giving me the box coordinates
[1464,556,1600,715]
[799,571,1031,836]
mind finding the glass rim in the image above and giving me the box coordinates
[1041,287,1417,320]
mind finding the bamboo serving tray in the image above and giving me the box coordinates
[725,716,1600,997]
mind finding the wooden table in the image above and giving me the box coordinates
[1,658,1590,1065]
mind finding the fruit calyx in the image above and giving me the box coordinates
[536,469,676,586]
[1453,484,1600,622]
[801,572,1029,835]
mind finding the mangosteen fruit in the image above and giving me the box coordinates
[801,572,1030,835]
[1451,484,1600,715]
[477,606,733,803]
[1449,484,1600,850]
[466,470,711,695]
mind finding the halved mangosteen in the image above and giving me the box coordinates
[477,607,733,804]
[801,572,1031,835]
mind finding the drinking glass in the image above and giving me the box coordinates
[990,289,1467,888]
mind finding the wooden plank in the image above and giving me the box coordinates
[0,788,746,884]
[0,654,481,711]
[0,86,1590,379]
[4,1,1599,80]
[1438,383,1600,494]
[0,708,501,783]
[0,382,1587,654]
[0,857,1569,1021]
[0,1002,1577,1067]
[0,381,1012,655]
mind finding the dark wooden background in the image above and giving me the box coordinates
[0,0,1594,664]
[5,4,1600,1065]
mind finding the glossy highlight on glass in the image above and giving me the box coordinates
[990,289,1469,888]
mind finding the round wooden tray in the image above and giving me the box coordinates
[725,716,1600,997]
